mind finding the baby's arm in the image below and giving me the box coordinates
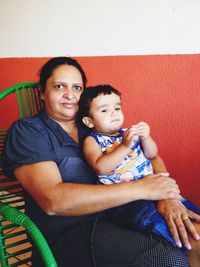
[133,122,158,159]
[83,134,134,174]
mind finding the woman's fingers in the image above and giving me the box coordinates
[173,214,199,250]
[157,199,200,250]
[183,212,200,241]
[187,210,200,223]
[175,216,192,249]
[157,199,190,249]
[141,174,180,200]
[166,216,182,248]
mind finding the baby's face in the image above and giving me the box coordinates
[88,93,124,135]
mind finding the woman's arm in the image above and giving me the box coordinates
[14,160,180,217]
[150,155,168,173]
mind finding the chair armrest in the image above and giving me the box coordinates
[0,203,58,267]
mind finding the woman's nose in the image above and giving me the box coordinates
[63,88,74,99]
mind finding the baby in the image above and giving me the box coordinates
[78,84,200,246]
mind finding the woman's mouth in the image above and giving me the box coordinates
[62,102,76,108]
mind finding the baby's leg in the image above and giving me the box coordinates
[109,200,176,246]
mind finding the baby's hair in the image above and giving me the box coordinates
[78,84,121,118]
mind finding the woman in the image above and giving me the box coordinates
[3,57,200,266]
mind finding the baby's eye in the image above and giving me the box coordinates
[115,107,121,111]
[101,109,107,113]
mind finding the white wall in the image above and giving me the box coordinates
[1,0,200,57]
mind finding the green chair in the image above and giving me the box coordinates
[0,83,58,266]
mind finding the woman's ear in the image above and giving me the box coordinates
[82,117,94,128]
[38,85,45,100]
[40,93,45,100]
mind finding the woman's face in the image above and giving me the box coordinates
[41,64,84,122]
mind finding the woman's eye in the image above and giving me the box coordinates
[55,84,64,90]
[73,85,83,91]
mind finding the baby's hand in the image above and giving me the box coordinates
[132,122,150,140]
[122,127,138,148]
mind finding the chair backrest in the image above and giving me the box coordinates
[0,82,43,207]
[0,83,57,266]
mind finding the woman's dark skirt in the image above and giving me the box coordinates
[32,219,189,267]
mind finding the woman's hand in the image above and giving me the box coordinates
[135,173,180,201]
[157,198,200,249]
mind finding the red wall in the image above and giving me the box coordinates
[0,55,200,206]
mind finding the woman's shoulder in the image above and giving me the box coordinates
[3,113,57,176]
[10,113,47,134]
[6,114,52,148]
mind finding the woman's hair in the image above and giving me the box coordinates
[78,84,121,118]
[38,57,87,92]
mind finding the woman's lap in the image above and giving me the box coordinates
[32,219,189,267]
[93,220,189,267]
